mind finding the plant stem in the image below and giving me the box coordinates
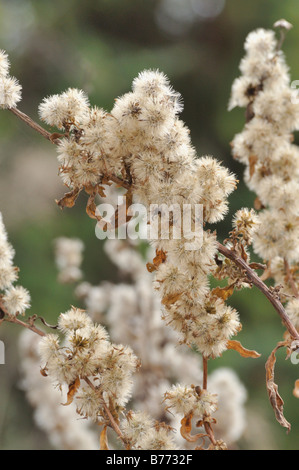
[218,242,299,340]
[9,107,53,142]
[83,376,126,445]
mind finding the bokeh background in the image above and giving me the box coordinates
[0,0,299,450]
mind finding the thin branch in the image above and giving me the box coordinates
[202,355,208,390]
[3,314,46,337]
[9,107,53,142]
[9,106,132,191]
[201,356,216,446]
[83,376,127,445]
[218,242,299,340]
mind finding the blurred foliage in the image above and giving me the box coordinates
[0,0,299,450]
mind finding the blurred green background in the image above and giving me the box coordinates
[0,0,299,450]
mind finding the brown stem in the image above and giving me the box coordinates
[9,106,131,191]
[9,107,53,142]
[202,355,208,390]
[83,377,126,444]
[283,258,299,299]
[201,356,216,446]
[218,243,299,340]
[3,314,46,337]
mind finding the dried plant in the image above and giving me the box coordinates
[0,20,298,450]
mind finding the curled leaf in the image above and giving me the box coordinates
[162,292,182,306]
[211,284,235,301]
[100,426,109,450]
[180,413,206,443]
[56,187,81,209]
[227,340,261,358]
[293,379,299,399]
[40,367,48,377]
[146,249,167,273]
[249,154,258,178]
[265,341,291,433]
[62,377,81,406]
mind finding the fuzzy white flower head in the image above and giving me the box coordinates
[132,69,170,98]
[39,88,89,129]
[2,285,31,316]
[285,298,299,330]
[0,76,22,109]
[58,307,93,333]
[0,50,10,78]
[244,29,277,57]
[232,207,260,243]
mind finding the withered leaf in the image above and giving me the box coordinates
[293,379,299,398]
[249,154,258,178]
[293,379,299,399]
[40,367,48,377]
[86,193,98,220]
[62,377,80,406]
[211,284,235,301]
[146,249,167,273]
[180,413,206,443]
[100,426,109,450]
[254,196,265,211]
[56,188,81,209]
[227,340,261,358]
[161,292,182,306]
[265,341,291,433]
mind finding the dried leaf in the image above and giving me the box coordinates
[265,341,291,433]
[100,426,109,450]
[86,193,98,220]
[254,196,265,211]
[249,154,258,178]
[227,340,261,358]
[62,377,80,406]
[211,284,235,301]
[40,367,48,377]
[161,292,182,306]
[249,262,267,271]
[180,413,206,443]
[293,379,299,399]
[56,188,81,209]
[146,249,167,273]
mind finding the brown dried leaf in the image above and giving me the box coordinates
[227,340,261,358]
[86,193,98,220]
[146,249,167,273]
[211,284,235,301]
[40,367,48,377]
[100,426,109,450]
[265,341,291,433]
[254,196,265,211]
[56,188,81,209]
[161,292,182,306]
[62,377,81,406]
[293,379,299,398]
[180,413,205,443]
[249,154,258,178]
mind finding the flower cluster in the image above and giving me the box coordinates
[0,50,22,109]
[37,69,242,360]
[73,227,248,447]
[19,329,99,450]
[229,23,299,330]
[229,25,299,263]
[0,212,30,316]
[39,307,139,420]
[164,384,217,420]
